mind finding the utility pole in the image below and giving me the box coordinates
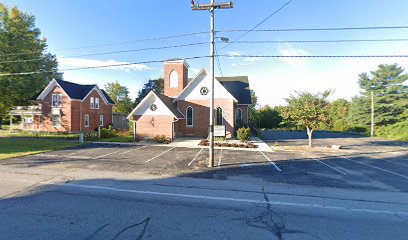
[192,0,233,167]
[371,90,374,137]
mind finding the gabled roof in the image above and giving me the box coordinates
[217,76,251,105]
[127,91,184,119]
[34,79,115,105]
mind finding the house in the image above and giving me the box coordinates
[10,79,115,132]
[127,59,251,140]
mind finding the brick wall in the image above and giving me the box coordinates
[40,86,72,132]
[80,90,113,132]
[163,62,188,98]
[133,115,175,139]
[177,99,235,138]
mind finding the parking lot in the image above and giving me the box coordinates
[2,134,408,192]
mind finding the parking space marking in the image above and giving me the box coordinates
[217,149,223,168]
[120,145,146,155]
[188,148,204,166]
[339,155,408,180]
[64,144,106,156]
[92,149,123,160]
[145,147,175,163]
[260,151,282,172]
[304,153,347,175]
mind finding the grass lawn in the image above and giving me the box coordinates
[0,137,82,160]
[98,135,134,143]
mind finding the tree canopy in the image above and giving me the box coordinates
[0,3,61,125]
[134,78,164,105]
[104,81,133,115]
[282,90,331,146]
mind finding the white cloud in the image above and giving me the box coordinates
[278,45,309,68]
[226,50,242,58]
[58,57,153,73]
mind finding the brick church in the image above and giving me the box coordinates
[127,59,251,140]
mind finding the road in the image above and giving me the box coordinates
[1,165,408,240]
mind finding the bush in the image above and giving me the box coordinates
[99,127,117,139]
[237,127,251,142]
[153,135,171,144]
[375,121,408,141]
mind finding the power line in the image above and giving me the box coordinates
[0,31,209,57]
[214,43,224,77]
[0,42,208,64]
[220,0,293,50]
[218,25,408,33]
[0,56,210,76]
[232,38,408,44]
[218,54,408,58]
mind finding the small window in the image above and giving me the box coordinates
[216,107,223,125]
[84,115,90,127]
[186,106,193,127]
[90,97,95,109]
[235,108,243,127]
[95,98,100,109]
[52,94,62,107]
[169,70,178,88]
[52,115,60,127]
[99,115,104,126]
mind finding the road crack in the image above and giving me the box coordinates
[111,217,150,240]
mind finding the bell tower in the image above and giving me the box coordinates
[163,59,189,98]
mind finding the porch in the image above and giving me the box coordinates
[9,105,42,131]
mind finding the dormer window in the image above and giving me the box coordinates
[169,70,178,88]
[52,94,62,107]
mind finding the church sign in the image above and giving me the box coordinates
[214,125,226,137]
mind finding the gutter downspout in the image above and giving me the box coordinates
[172,118,179,141]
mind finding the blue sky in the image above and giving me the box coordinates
[3,0,408,106]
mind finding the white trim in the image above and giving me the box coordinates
[37,79,71,101]
[186,106,194,127]
[216,106,223,126]
[127,91,182,119]
[82,86,111,105]
[84,114,90,127]
[165,59,190,68]
[90,97,95,109]
[173,68,207,102]
[52,114,61,127]
[95,98,100,109]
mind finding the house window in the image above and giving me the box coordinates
[90,97,95,109]
[99,115,104,126]
[169,70,178,88]
[235,108,243,127]
[186,106,193,127]
[52,115,60,127]
[84,115,90,127]
[95,98,100,109]
[216,107,223,125]
[52,94,62,107]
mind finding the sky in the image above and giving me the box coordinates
[3,0,408,106]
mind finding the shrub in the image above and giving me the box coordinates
[375,121,408,141]
[237,127,251,142]
[153,135,171,144]
[100,127,117,139]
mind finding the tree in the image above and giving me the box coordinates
[326,99,351,131]
[104,81,133,114]
[355,64,408,126]
[0,3,61,127]
[134,78,164,105]
[282,90,331,147]
[258,105,282,129]
[248,89,260,127]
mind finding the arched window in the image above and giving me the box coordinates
[235,108,243,127]
[186,106,193,127]
[169,70,178,88]
[216,107,223,125]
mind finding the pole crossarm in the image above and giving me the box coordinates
[192,1,233,10]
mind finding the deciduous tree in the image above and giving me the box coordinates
[104,81,133,114]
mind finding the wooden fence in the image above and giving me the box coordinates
[112,114,129,130]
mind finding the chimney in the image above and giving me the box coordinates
[163,59,189,98]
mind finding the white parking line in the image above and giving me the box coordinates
[314,159,347,175]
[188,148,204,166]
[217,149,223,168]
[64,145,106,156]
[260,151,282,172]
[339,155,408,180]
[120,146,146,155]
[145,147,175,163]
[92,149,123,160]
